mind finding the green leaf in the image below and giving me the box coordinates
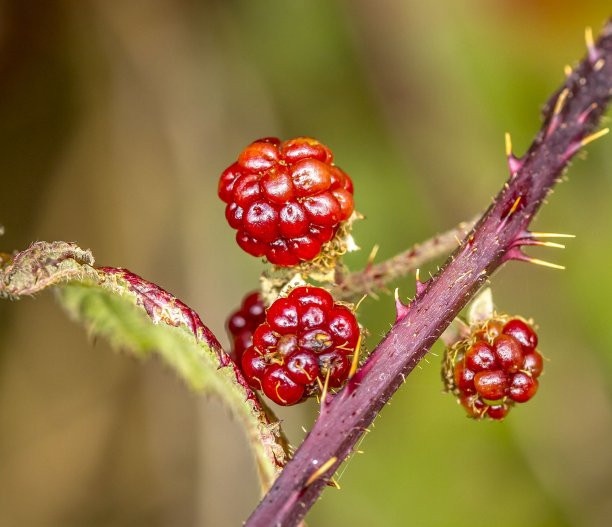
[0,241,288,492]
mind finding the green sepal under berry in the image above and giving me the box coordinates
[0,241,288,492]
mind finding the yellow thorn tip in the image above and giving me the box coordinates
[580,128,609,147]
[348,333,363,379]
[585,26,595,49]
[530,232,576,239]
[525,257,566,270]
[305,456,338,487]
[553,88,569,116]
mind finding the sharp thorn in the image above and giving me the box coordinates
[553,88,570,116]
[529,240,566,249]
[585,26,600,63]
[580,127,609,147]
[505,132,523,174]
[578,103,598,124]
[546,88,570,137]
[305,456,338,487]
[348,333,363,380]
[394,287,411,322]
[585,26,595,48]
[507,196,522,217]
[514,238,566,249]
[521,256,566,270]
[366,244,380,269]
[528,231,576,239]
[505,132,512,157]
[320,368,331,407]
[354,294,368,313]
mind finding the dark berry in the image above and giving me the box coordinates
[493,334,524,373]
[241,346,267,390]
[241,286,360,405]
[226,291,266,362]
[503,319,538,352]
[465,341,498,372]
[487,403,510,420]
[509,372,539,403]
[253,323,279,349]
[266,298,299,333]
[327,306,360,348]
[286,350,319,384]
[522,351,544,378]
[319,350,351,388]
[289,286,334,310]
[454,362,476,394]
[473,370,508,401]
[219,137,354,266]
[262,365,305,405]
[460,394,486,418]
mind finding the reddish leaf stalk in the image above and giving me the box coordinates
[245,21,612,527]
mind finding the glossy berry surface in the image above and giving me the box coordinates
[219,137,355,266]
[443,316,543,420]
[240,286,360,406]
[226,292,266,363]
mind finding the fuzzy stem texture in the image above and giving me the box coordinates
[332,216,477,301]
[245,20,612,527]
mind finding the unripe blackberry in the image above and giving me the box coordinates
[218,137,355,267]
[241,286,360,406]
[443,314,543,420]
[226,291,266,363]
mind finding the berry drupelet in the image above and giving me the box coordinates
[218,137,355,266]
[241,286,360,406]
[226,292,266,363]
[443,317,543,420]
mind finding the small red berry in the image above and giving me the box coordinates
[286,350,319,384]
[262,364,305,406]
[219,137,355,266]
[465,341,498,372]
[522,351,544,378]
[239,286,360,406]
[503,318,538,352]
[460,394,486,418]
[487,403,510,420]
[474,370,508,401]
[493,334,524,373]
[454,362,476,394]
[241,346,267,390]
[226,291,266,362]
[509,372,539,403]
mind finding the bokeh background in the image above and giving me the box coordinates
[1,1,612,526]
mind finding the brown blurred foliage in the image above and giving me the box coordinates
[2,1,612,526]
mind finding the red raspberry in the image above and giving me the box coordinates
[226,291,266,363]
[443,315,543,420]
[240,286,360,406]
[218,137,355,266]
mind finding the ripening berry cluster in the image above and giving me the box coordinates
[444,317,543,420]
[238,287,359,406]
[218,137,354,266]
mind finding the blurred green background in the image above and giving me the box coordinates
[1,1,612,526]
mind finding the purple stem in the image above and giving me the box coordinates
[245,20,612,527]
